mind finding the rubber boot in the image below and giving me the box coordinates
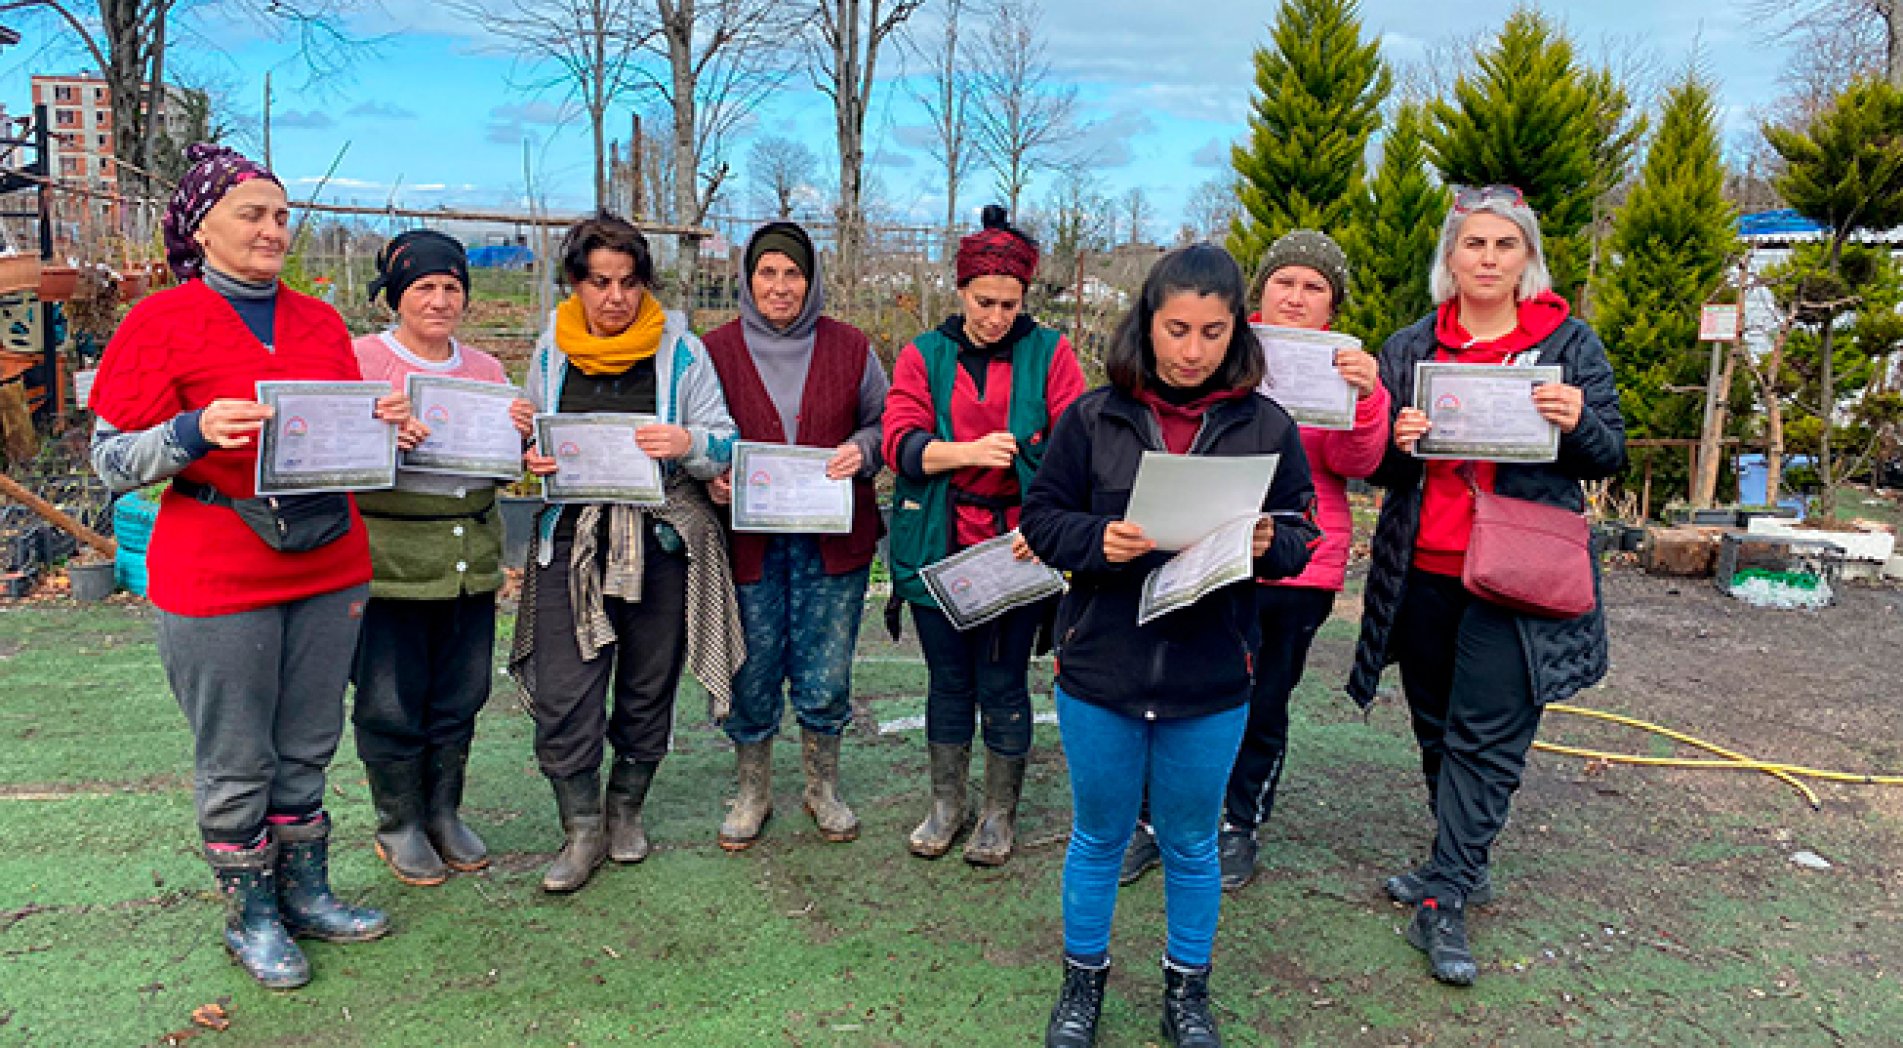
[908,742,970,859]
[1160,958,1222,1047]
[718,740,774,851]
[542,770,607,893]
[605,756,659,864]
[1405,897,1478,986]
[1044,955,1109,1047]
[273,813,390,943]
[362,758,448,887]
[424,739,489,872]
[801,730,859,842]
[205,841,309,990]
[963,750,1028,867]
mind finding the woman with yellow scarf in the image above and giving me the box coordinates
[511,212,745,894]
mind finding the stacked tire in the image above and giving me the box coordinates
[113,491,159,597]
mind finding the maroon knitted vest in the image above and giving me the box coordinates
[703,316,884,584]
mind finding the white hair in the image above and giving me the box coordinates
[1427,198,1554,305]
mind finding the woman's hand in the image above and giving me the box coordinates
[374,392,429,451]
[1334,347,1380,400]
[1102,520,1156,563]
[826,442,864,480]
[709,470,733,505]
[1011,531,1038,562]
[509,398,536,439]
[523,448,559,477]
[1252,515,1275,558]
[1532,381,1585,434]
[197,399,274,449]
[1394,406,1432,453]
[962,431,1018,469]
[635,423,692,461]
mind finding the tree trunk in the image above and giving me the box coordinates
[667,3,701,305]
[833,0,866,289]
[1889,0,1903,86]
[1817,234,1846,519]
[1763,334,1787,508]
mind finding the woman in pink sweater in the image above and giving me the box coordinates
[1122,230,1390,892]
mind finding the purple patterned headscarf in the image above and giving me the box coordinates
[163,143,283,280]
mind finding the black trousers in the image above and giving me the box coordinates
[1223,585,1334,832]
[529,526,689,778]
[911,600,1042,758]
[1390,568,1544,901]
[351,591,497,764]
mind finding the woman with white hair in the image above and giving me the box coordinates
[1347,187,1625,986]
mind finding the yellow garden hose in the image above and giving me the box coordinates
[1534,703,1903,810]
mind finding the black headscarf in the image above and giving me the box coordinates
[367,229,470,308]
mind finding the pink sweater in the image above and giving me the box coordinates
[1265,384,1391,592]
[352,331,508,391]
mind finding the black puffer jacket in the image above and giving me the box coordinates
[1021,386,1320,721]
[1347,313,1626,709]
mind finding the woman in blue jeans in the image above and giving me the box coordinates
[1020,244,1319,1048]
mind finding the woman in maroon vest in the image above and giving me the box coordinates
[702,222,889,849]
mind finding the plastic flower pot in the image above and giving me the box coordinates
[37,265,79,302]
[67,559,116,601]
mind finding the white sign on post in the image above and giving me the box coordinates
[1699,303,1742,342]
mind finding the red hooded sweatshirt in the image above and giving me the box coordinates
[1413,291,1570,576]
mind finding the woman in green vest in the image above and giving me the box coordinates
[883,206,1087,866]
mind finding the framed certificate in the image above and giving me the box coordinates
[920,531,1067,631]
[534,413,664,504]
[1252,324,1358,430]
[401,374,525,481]
[1412,363,1563,463]
[730,441,852,534]
[255,380,398,495]
[1137,514,1258,626]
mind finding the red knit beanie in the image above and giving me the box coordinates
[956,205,1039,288]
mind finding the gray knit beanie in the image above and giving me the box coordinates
[1252,229,1350,308]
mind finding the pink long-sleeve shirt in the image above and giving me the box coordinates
[1264,383,1390,592]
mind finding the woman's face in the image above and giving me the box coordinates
[196,178,290,282]
[575,247,644,336]
[1259,264,1334,330]
[1447,212,1529,307]
[1149,290,1234,390]
[751,250,809,328]
[958,274,1025,346]
[395,274,466,346]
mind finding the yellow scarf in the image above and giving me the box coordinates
[555,291,667,376]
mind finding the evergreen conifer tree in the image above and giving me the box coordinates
[1227,0,1389,276]
[1339,102,1449,347]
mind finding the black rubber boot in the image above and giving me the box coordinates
[274,813,391,943]
[1386,864,1495,907]
[542,770,608,893]
[1217,828,1257,893]
[908,742,969,859]
[963,750,1027,867]
[1160,958,1222,1047]
[1119,822,1160,886]
[205,841,310,990]
[362,758,448,887]
[1044,955,1109,1047]
[424,740,489,872]
[605,757,659,864]
[1405,897,1479,986]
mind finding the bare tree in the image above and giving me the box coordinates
[444,0,645,208]
[910,0,978,236]
[807,0,928,280]
[748,135,818,218]
[1184,176,1238,243]
[1120,186,1152,246]
[970,0,1080,217]
[1746,0,1897,85]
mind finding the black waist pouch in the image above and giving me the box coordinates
[174,478,353,553]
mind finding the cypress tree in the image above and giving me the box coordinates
[1425,8,1643,302]
[1338,102,1450,347]
[1227,0,1389,274]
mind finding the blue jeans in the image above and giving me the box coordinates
[911,600,1042,757]
[724,537,870,745]
[1056,686,1247,967]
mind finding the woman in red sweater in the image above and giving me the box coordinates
[89,145,419,990]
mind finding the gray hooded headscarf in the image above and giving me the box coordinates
[739,221,825,442]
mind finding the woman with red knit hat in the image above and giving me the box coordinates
[885,205,1086,867]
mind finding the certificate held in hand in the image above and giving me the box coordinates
[1412,362,1562,463]
[533,412,664,505]
[255,380,398,495]
[402,374,525,481]
[1251,324,1358,431]
[730,441,852,534]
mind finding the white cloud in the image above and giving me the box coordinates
[275,109,336,130]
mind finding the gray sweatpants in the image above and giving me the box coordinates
[156,584,369,844]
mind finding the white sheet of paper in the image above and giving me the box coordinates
[731,441,852,533]
[535,413,662,504]
[403,374,524,479]
[1414,363,1562,462]
[73,368,98,411]
[1138,514,1260,626]
[1252,324,1358,430]
[919,530,1067,631]
[1123,452,1278,551]
[255,381,397,494]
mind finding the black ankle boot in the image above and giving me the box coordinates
[1044,956,1108,1047]
[1386,864,1495,907]
[1405,898,1478,986]
[1160,958,1221,1047]
[274,813,391,943]
[205,841,309,990]
[363,758,448,886]
[1119,823,1160,886]
[424,740,489,871]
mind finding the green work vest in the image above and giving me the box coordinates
[888,325,1059,607]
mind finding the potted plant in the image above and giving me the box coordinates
[66,549,116,601]
[37,263,79,302]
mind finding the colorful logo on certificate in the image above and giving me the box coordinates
[284,416,309,437]
[748,469,772,488]
[425,404,452,425]
[1433,393,1462,413]
[558,441,581,459]
[950,576,973,596]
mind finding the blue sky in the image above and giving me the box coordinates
[0,1,1799,232]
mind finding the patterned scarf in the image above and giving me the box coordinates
[163,144,282,281]
[555,291,667,376]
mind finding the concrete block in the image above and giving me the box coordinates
[1884,555,1903,581]
[1747,517,1896,562]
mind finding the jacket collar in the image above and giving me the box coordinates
[1100,384,1257,453]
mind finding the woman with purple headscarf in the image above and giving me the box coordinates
[89,144,421,990]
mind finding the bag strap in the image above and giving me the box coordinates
[172,477,235,508]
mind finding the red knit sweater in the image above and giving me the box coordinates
[89,279,373,615]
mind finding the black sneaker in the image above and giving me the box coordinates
[1385,864,1495,907]
[1119,823,1161,886]
[1404,898,1478,986]
[1217,829,1256,892]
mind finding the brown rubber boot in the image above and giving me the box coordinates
[718,740,774,851]
[800,730,859,842]
[963,749,1027,867]
[908,742,971,859]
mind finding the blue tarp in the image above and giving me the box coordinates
[468,244,534,268]
[1738,209,1826,237]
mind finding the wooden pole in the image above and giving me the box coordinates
[0,473,115,557]
[1641,453,1654,521]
